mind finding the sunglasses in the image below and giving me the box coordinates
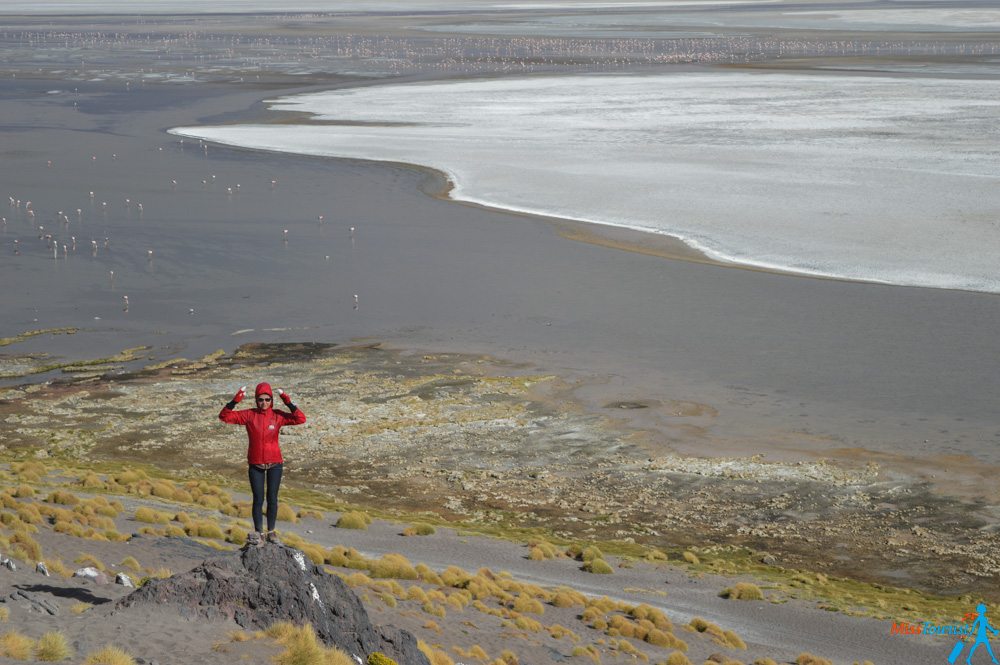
[256,396,272,402]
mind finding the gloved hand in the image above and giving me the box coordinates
[276,388,293,406]
[232,386,247,404]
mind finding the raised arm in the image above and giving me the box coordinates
[219,386,252,424]
[276,388,307,425]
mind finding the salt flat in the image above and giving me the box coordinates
[173,70,1000,293]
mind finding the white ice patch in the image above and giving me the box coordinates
[172,72,1000,293]
[293,551,307,572]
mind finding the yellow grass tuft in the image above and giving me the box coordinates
[682,551,700,565]
[1,631,36,660]
[512,594,545,615]
[267,622,355,665]
[720,582,764,601]
[298,509,324,521]
[752,659,779,665]
[571,645,601,663]
[276,504,299,523]
[79,472,105,489]
[402,523,435,537]
[226,524,249,546]
[368,553,419,580]
[46,491,79,506]
[662,652,692,665]
[796,655,833,665]
[723,630,747,650]
[0,607,8,622]
[416,563,444,585]
[185,521,225,539]
[422,602,447,618]
[74,553,105,570]
[83,645,136,665]
[9,531,42,562]
[344,572,373,587]
[119,556,141,572]
[583,558,614,574]
[335,511,370,530]
[134,507,172,524]
[13,485,35,498]
[418,640,456,665]
[70,602,92,614]
[34,631,73,661]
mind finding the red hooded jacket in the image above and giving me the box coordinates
[219,382,306,465]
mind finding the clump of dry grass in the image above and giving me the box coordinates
[402,523,435,537]
[720,582,764,601]
[0,607,9,622]
[440,565,472,588]
[752,658,779,665]
[13,485,35,498]
[368,553,419,580]
[422,601,447,618]
[551,587,587,608]
[298,509,324,521]
[0,631,36,660]
[12,461,47,482]
[795,655,833,665]
[416,563,444,586]
[70,602,92,614]
[453,645,488,662]
[417,640,456,665]
[661,652,692,665]
[226,524,249,546]
[74,553,105,570]
[8,531,42,562]
[34,631,73,661]
[583,558,614,574]
[512,594,545,615]
[335,511,370,530]
[275,504,299,523]
[343,572,373,587]
[82,645,136,665]
[686,618,745,650]
[526,539,562,560]
[134,507,172,524]
[266,622,355,665]
[79,472,105,489]
[682,551,700,565]
[571,645,601,663]
[119,556,141,572]
[184,520,225,540]
[46,490,79,506]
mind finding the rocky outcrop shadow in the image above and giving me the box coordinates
[115,543,428,665]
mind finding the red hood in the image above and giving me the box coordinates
[254,382,273,409]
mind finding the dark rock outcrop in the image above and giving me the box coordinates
[116,544,428,665]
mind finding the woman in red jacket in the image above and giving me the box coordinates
[219,382,306,546]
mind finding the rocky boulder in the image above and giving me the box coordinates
[115,544,428,665]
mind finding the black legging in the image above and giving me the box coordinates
[248,463,283,532]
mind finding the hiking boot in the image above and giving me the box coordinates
[246,531,263,548]
[265,530,281,545]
